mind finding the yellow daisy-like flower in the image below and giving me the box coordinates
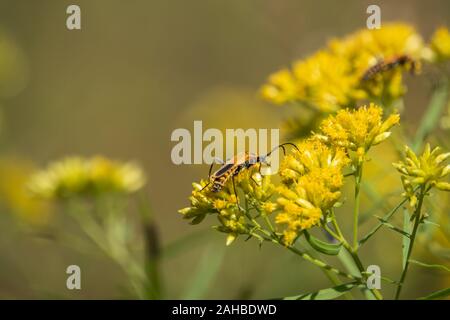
[393,144,450,206]
[429,26,450,62]
[28,156,146,199]
[317,103,399,157]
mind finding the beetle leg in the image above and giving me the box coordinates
[231,175,241,209]
[200,182,211,192]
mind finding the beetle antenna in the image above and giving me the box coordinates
[261,142,299,160]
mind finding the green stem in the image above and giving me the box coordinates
[68,199,146,299]
[248,225,357,282]
[353,162,363,251]
[285,243,358,281]
[330,213,383,300]
[394,187,426,300]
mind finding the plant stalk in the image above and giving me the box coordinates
[353,162,363,251]
[394,187,426,300]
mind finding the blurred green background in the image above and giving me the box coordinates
[0,0,448,299]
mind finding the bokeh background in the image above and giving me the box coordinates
[0,0,448,299]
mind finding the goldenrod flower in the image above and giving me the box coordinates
[260,69,298,106]
[28,156,146,199]
[261,50,363,113]
[261,23,425,112]
[317,104,399,158]
[275,139,349,245]
[179,161,278,245]
[179,179,248,244]
[393,144,450,205]
[429,26,450,62]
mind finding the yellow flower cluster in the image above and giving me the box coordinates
[180,105,400,246]
[261,50,362,112]
[316,103,400,160]
[179,164,276,245]
[429,27,450,62]
[275,139,349,245]
[28,156,146,199]
[393,144,450,206]
[261,23,426,111]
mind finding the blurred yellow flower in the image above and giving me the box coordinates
[261,50,362,113]
[260,69,299,106]
[0,156,51,224]
[28,156,146,200]
[261,23,425,112]
[429,26,450,62]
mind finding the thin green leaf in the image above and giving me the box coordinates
[304,230,342,255]
[422,219,440,228]
[361,272,399,285]
[409,259,450,273]
[359,196,409,246]
[338,249,360,277]
[182,243,226,299]
[283,282,358,300]
[374,215,411,238]
[336,248,376,299]
[413,80,449,152]
[402,208,411,270]
[418,287,450,300]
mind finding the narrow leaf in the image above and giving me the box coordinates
[304,230,342,255]
[359,196,409,246]
[338,246,373,299]
[283,282,358,300]
[422,219,440,227]
[402,208,411,269]
[338,249,360,277]
[418,287,450,300]
[374,215,411,238]
[409,259,450,273]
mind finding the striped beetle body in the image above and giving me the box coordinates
[209,153,259,192]
[201,143,299,194]
[361,55,417,81]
